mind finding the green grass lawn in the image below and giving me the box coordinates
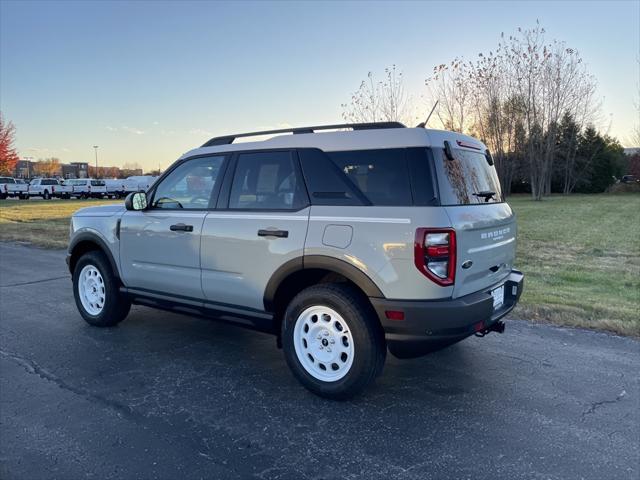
[509,194,640,336]
[1,194,638,335]
[0,199,120,249]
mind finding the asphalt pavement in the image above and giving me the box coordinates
[0,242,638,480]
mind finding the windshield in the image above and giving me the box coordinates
[432,148,503,205]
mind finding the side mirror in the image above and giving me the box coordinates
[125,191,148,211]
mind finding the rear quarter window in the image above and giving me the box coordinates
[327,149,412,206]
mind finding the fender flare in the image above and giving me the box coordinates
[68,232,120,279]
[263,255,385,311]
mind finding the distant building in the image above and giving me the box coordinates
[62,162,89,179]
[15,158,35,178]
[121,168,144,177]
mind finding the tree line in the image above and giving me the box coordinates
[342,24,634,199]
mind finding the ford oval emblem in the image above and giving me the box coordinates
[462,260,473,269]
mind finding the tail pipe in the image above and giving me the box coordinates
[475,320,506,337]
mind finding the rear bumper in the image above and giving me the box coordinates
[370,270,524,358]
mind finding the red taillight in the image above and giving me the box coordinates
[414,228,456,286]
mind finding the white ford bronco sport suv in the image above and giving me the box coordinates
[67,122,524,399]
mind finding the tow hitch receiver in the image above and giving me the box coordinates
[475,320,506,337]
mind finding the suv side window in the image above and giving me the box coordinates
[229,151,306,210]
[151,155,225,210]
[327,149,412,206]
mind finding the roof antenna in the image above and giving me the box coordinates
[416,100,438,128]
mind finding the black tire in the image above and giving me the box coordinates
[282,283,386,400]
[0,193,6,200]
[72,250,131,327]
[43,190,50,200]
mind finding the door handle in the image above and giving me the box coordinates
[258,229,288,238]
[170,223,194,232]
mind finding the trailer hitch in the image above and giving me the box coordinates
[475,320,506,337]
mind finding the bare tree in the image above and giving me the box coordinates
[33,158,61,177]
[342,65,412,124]
[425,24,598,200]
[425,58,473,133]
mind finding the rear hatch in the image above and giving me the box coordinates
[432,145,516,299]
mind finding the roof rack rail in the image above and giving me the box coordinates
[201,122,406,147]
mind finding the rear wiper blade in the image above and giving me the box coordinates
[472,191,496,202]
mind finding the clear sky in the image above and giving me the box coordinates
[1,0,638,170]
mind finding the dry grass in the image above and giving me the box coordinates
[1,194,639,335]
[0,199,120,248]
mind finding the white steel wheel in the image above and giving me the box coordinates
[293,305,355,382]
[78,264,106,316]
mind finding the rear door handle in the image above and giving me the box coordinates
[258,229,288,238]
[170,223,194,232]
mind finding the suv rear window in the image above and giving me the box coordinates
[432,148,503,205]
[327,149,411,206]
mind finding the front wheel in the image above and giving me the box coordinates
[43,190,50,200]
[282,284,386,400]
[72,250,131,327]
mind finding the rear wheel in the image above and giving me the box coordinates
[282,284,386,400]
[72,250,131,327]
[43,190,50,200]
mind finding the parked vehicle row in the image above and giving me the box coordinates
[0,176,158,200]
[0,177,29,199]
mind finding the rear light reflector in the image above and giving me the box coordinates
[414,228,456,286]
[385,310,405,321]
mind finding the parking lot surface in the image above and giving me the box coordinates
[0,242,638,479]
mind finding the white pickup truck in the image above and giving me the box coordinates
[0,177,30,199]
[66,179,108,199]
[28,178,73,199]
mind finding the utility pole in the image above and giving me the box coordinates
[93,145,99,178]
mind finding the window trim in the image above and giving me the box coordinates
[218,148,310,212]
[146,153,230,212]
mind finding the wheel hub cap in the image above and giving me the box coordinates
[293,306,355,382]
[78,265,105,316]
